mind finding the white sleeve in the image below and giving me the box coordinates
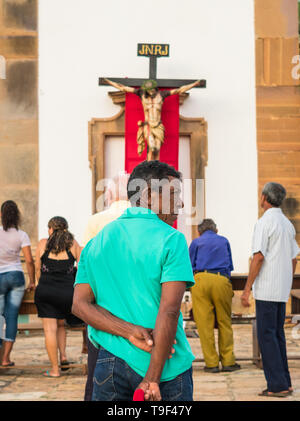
[21,231,31,248]
[251,220,269,257]
[292,239,300,259]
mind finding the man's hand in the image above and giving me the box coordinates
[128,326,154,353]
[241,290,251,307]
[135,379,161,401]
[128,325,176,358]
[26,282,35,292]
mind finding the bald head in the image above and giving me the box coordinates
[105,173,129,206]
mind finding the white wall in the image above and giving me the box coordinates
[38,0,257,272]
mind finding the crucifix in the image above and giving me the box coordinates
[99,43,206,161]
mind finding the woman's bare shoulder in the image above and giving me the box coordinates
[37,238,47,254]
[38,238,48,246]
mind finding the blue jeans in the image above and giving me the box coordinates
[84,329,100,401]
[92,346,193,401]
[0,271,25,344]
[256,300,291,393]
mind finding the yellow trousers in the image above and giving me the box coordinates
[191,272,236,368]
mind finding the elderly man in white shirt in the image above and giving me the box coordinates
[241,182,299,398]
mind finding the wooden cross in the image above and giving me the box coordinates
[99,43,206,89]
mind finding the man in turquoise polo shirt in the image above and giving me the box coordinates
[72,160,195,401]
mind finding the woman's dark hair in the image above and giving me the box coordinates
[1,200,21,231]
[127,160,182,205]
[45,216,74,255]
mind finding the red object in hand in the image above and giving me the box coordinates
[133,388,145,401]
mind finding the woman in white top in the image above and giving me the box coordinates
[0,200,35,366]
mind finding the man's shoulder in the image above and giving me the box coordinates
[88,208,111,222]
[255,212,270,227]
[215,233,230,245]
[162,226,188,249]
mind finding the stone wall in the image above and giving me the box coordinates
[255,0,300,254]
[0,0,38,245]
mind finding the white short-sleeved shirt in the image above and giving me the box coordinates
[0,227,31,273]
[252,208,300,302]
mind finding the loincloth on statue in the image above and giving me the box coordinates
[137,120,165,155]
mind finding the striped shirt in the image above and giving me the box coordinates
[252,207,300,302]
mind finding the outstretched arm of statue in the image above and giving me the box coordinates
[169,79,201,95]
[103,78,136,93]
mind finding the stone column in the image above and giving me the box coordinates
[255,0,300,250]
[0,0,39,245]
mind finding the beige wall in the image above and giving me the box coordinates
[0,0,38,245]
[255,0,300,266]
[255,0,298,38]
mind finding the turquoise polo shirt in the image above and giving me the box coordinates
[75,206,195,382]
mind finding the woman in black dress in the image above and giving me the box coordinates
[34,216,82,377]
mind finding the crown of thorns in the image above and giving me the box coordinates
[141,79,158,91]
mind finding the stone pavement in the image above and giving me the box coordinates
[0,323,299,401]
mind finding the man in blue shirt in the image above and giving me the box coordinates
[189,219,240,373]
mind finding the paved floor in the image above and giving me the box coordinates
[0,323,299,401]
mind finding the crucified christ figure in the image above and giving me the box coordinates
[104,78,201,161]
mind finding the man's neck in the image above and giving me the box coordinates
[263,202,273,212]
[263,205,281,213]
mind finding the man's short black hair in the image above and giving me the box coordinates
[127,160,182,205]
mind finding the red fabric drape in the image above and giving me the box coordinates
[125,91,179,228]
[125,91,179,173]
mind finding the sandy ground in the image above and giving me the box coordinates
[0,323,299,401]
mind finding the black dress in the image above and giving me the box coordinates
[35,249,77,319]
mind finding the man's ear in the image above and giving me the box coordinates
[105,189,113,207]
[140,186,151,208]
[261,194,266,207]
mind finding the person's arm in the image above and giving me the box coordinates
[169,79,201,95]
[34,239,46,285]
[241,252,264,307]
[292,237,299,275]
[189,240,197,272]
[136,281,186,401]
[72,239,82,264]
[72,283,155,352]
[227,241,234,272]
[72,283,176,357]
[104,78,136,93]
[22,246,35,291]
[292,258,297,275]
